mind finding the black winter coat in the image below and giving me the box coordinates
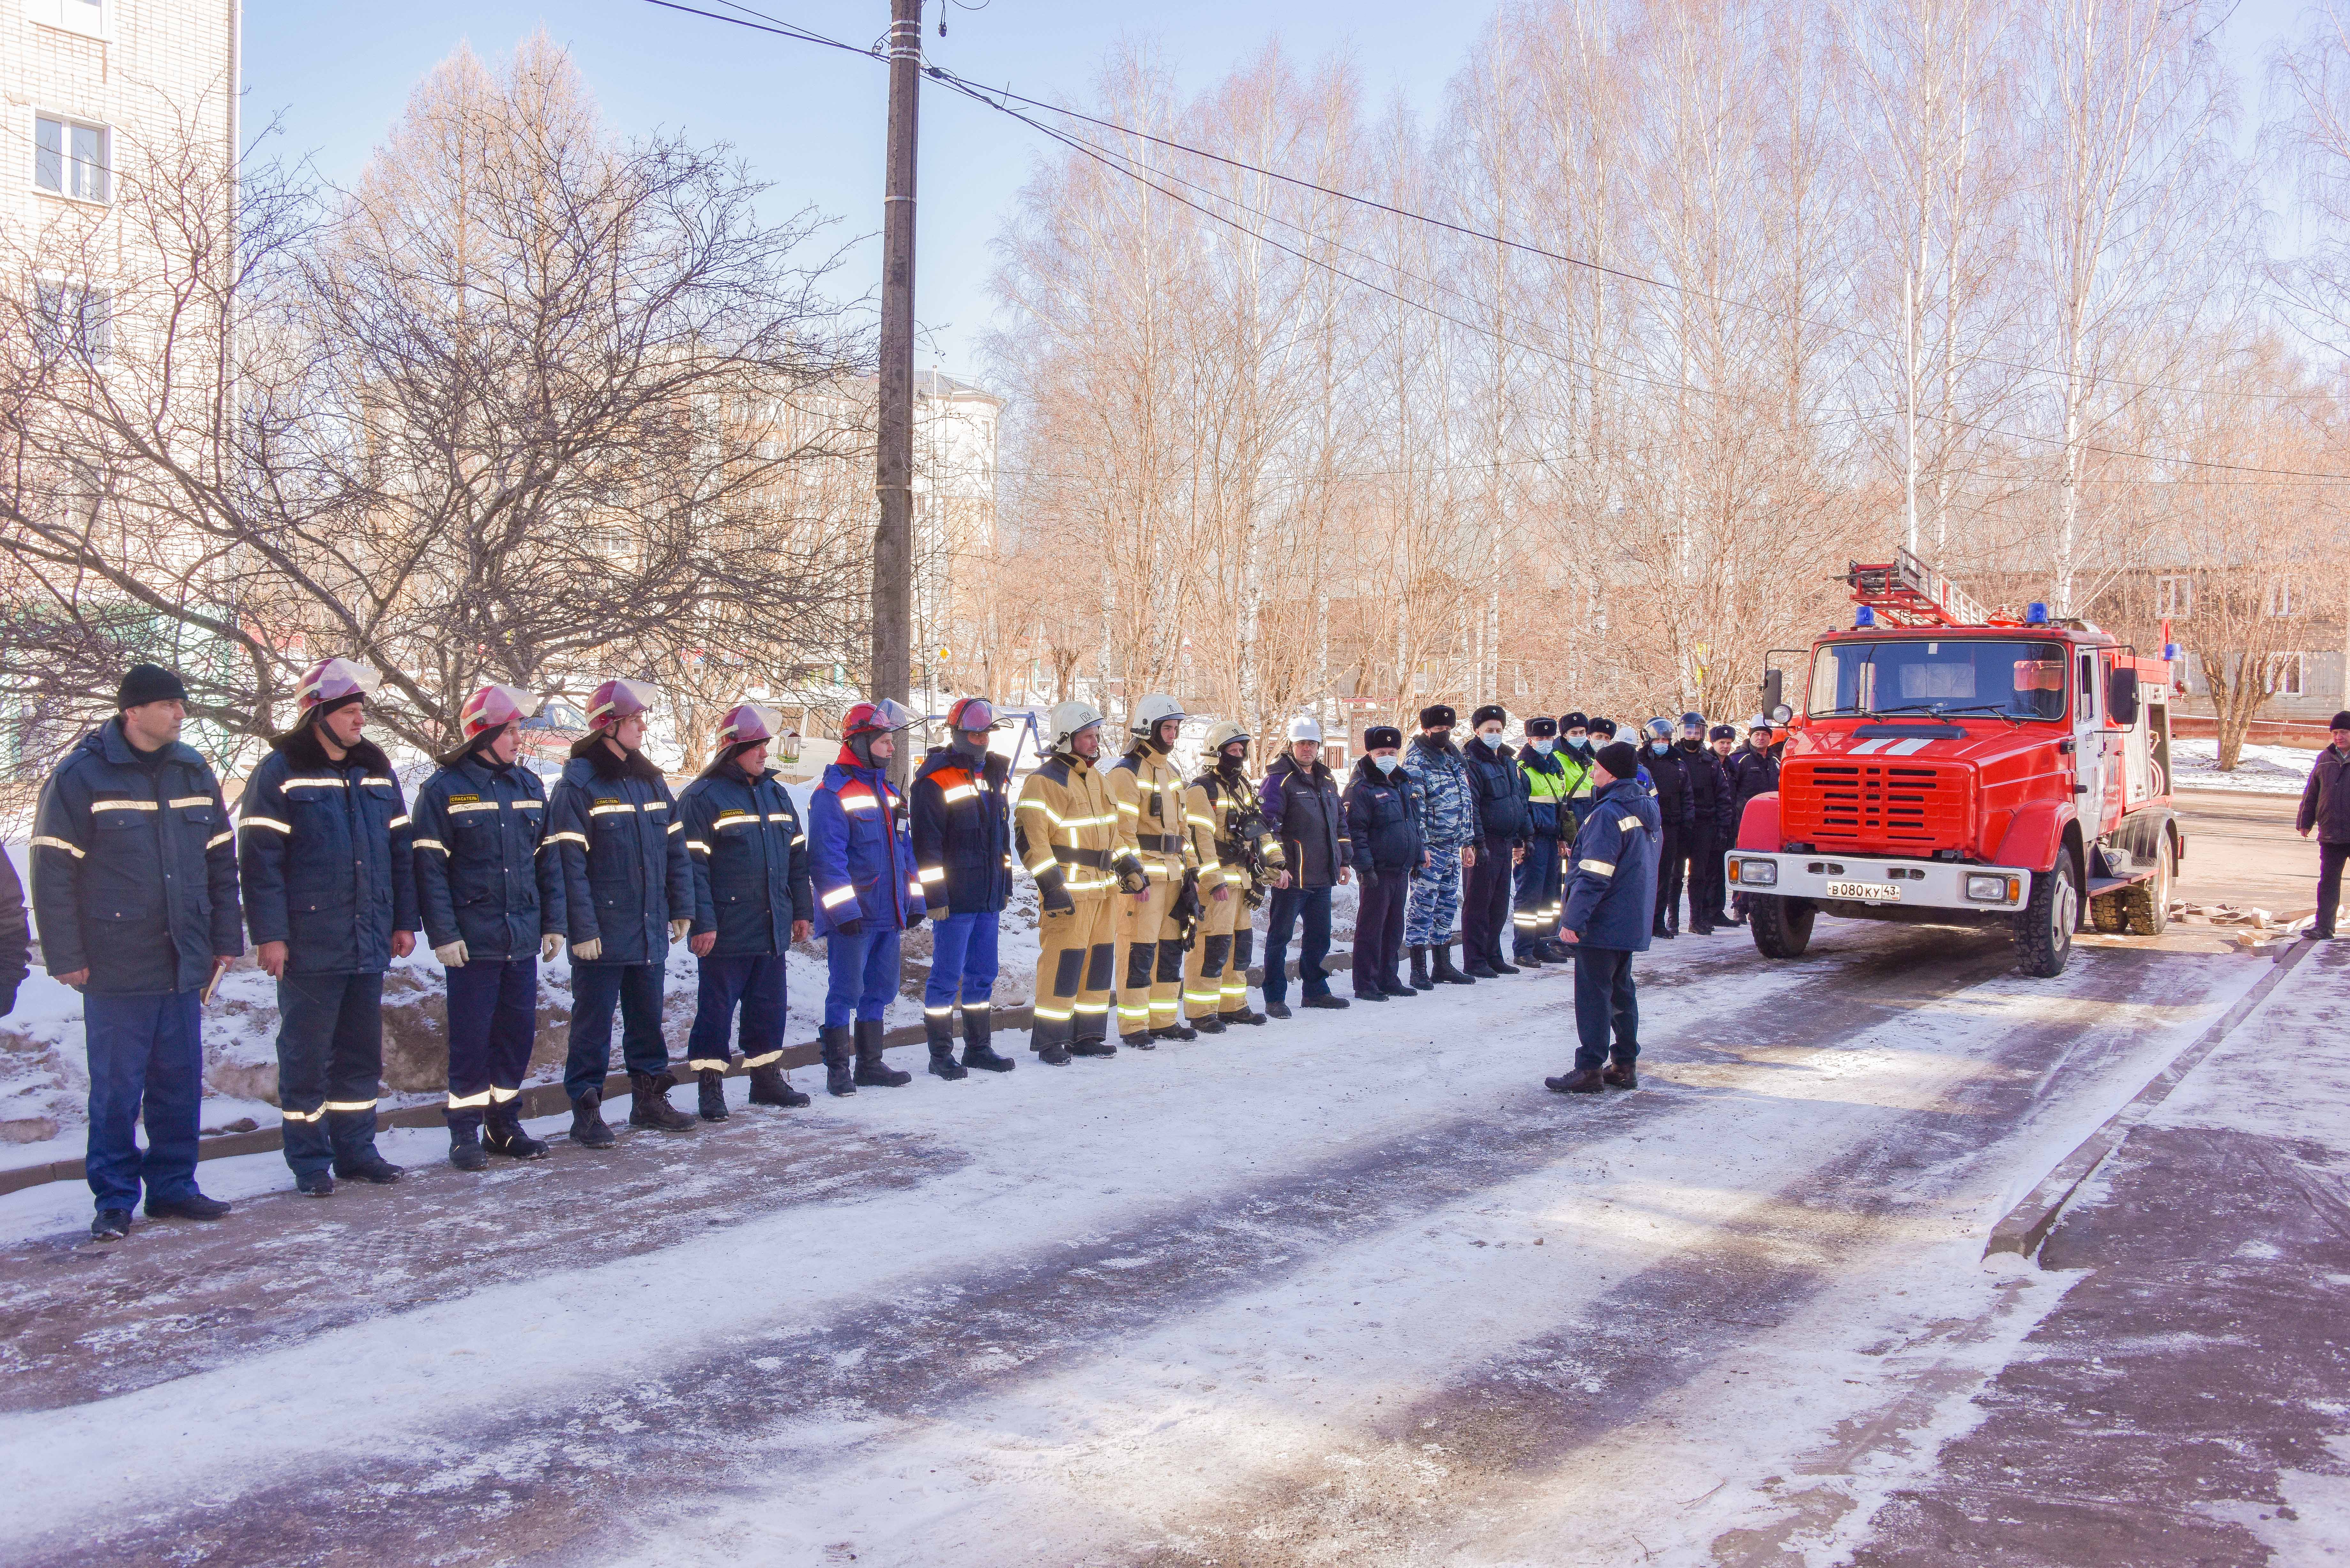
[1725,745,1781,833]
[0,851,26,1013]
[239,727,413,976]
[679,760,813,956]
[547,739,694,966]
[1643,743,1698,833]
[411,753,564,960]
[911,745,1014,915]
[1342,759,1425,871]
[2301,744,2350,842]
[1679,741,1734,839]
[32,720,244,995]
[1461,736,1531,844]
[1262,754,1351,887]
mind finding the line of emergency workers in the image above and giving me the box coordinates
[18,655,1787,1241]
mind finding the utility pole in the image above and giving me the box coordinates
[871,0,923,782]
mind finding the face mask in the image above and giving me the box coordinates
[1477,728,1503,745]
[1531,738,1554,754]
[1373,753,1399,773]
[1566,732,1587,747]
[1651,739,1670,753]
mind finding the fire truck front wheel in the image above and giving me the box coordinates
[1750,895,1815,959]
[2013,851,2079,978]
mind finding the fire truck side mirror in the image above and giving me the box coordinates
[1760,667,1784,716]
[2108,668,2141,728]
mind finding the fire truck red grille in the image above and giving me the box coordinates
[1782,761,1970,853]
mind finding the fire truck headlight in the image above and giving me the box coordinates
[1965,874,2009,902]
[1734,858,1776,886]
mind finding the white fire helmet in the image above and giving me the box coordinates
[1049,700,1104,751]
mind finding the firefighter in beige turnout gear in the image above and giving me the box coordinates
[1109,695,1200,1045]
[1016,702,1137,1064]
[1181,720,1280,1031]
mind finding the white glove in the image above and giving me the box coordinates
[434,940,468,969]
[540,933,562,962]
[571,937,603,962]
[669,918,691,944]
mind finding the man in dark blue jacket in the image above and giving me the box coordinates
[1341,726,1425,1001]
[1678,720,1735,934]
[549,677,698,1144]
[0,850,25,1022]
[910,696,1018,1077]
[1641,719,1698,939]
[239,657,416,1195]
[1259,716,1352,1015]
[1460,705,1531,979]
[678,702,815,1120]
[412,684,565,1170]
[1547,741,1661,1097]
[1724,722,1782,927]
[809,698,926,1096]
[32,664,243,1240]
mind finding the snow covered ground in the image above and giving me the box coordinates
[0,912,2308,1567]
[2170,735,2321,796]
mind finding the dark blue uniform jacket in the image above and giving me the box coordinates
[678,759,813,956]
[411,751,564,961]
[547,740,693,966]
[1562,778,1662,952]
[239,727,414,976]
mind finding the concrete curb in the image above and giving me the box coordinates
[0,946,1372,1198]
[1983,938,2317,1263]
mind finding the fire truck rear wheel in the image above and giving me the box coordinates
[2014,852,2079,978]
[1749,895,1814,959]
[2118,838,2172,937]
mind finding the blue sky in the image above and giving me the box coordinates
[243,0,2312,382]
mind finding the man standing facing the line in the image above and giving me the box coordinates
[1546,740,1661,1096]
[1403,705,1482,987]
[910,697,1020,1074]
[33,664,243,1239]
[677,702,815,1118]
[550,678,698,1144]
[411,684,565,1169]
[2298,711,2350,939]
[239,658,416,1195]
[1259,716,1352,1016]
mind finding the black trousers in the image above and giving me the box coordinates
[444,958,538,1130]
[275,971,387,1176]
[565,961,669,1101]
[1353,866,1409,994]
[2319,840,2347,937]
[1654,823,1687,932]
[1512,838,1563,956]
[1686,825,1724,928]
[1571,946,1638,1070]
[1462,834,1517,968]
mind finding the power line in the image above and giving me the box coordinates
[641,0,2350,484]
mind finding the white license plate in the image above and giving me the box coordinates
[1825,880,1902,902]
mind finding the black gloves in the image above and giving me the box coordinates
[1037,869,1076,915]
[1113,853,1149,896]
[906,906,926,930]
[832,916,865,938]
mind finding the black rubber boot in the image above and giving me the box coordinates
[448,1121,487,1172]
[1069,1014,1117,1057]
[484,1104,549,1159]
[927,1012,969,1080]
[628,1070,696,1131]
[747,1063,811,1107]
[697,1068,731,1122]
[1490,951,1522,974]
[1191,1010,1227,1035]
[820,1025,857,1096]
[1432,943,1476,985]
[853,1019,912,1087]
[1465,957,1501,979]
[1512,943,1547,967]
[1409,946,1433,991]
[1226,1002,1268,1026]
[960,1006,1017,1072]
[569,1092,616,1149]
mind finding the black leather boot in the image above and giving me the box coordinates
[747,1062,811,1106]
[853,1019,912,1086]
[1068,1013,1117,1057]
[448,1120,487,1172]
[927,1011,969,1080]
[1432,942,1476,985]
[569,1091,616,1149]
[820,1025,857,1096]
[697,1068,730,1121]
[1409,946,1432,991]
[628,1071,696,1131]
[484,1103,549,1158]
[960,1005,1017,1072]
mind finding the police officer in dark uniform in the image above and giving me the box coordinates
[32,664,243,1239]
[1641,718,1696,938]
[411,684,567,1169]
[239,658,417,1195]
[678,702,815,1119]
[1677,717,1732,934]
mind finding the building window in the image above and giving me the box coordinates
[28,0,107,40]
[34,115,109,203]
[2265,577,2298,618]
[34,281,111,361]
[2154,575,2192,617]
[2266,653,2306,697]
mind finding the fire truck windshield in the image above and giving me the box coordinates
[1808,639,2070,722]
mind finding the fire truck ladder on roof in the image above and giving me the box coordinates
[1846,548,1989,630]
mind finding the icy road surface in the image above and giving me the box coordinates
[0,921,2322,1566]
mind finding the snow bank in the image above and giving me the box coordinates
[2171,736,2318,796]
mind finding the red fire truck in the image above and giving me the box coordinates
[1726,550,2181,978]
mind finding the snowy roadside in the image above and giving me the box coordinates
[2170,735,2320,796]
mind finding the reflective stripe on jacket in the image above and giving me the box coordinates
[239,727,416,975]
[32,719,242,993]
[808,755,924,935]
[411,754,563,960]
[1562,778,1661,951]
[547,743,693,964]
[911,746,1014,915]
[1015,751,1119,902]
